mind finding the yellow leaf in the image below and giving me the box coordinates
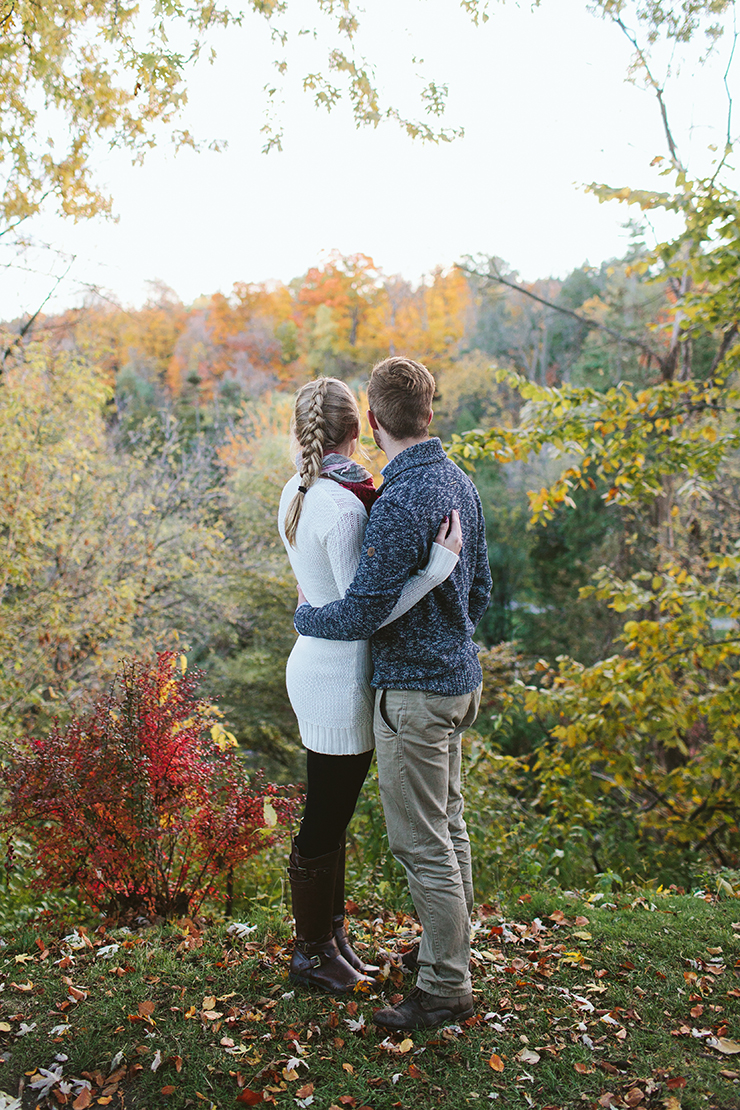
[263,800,277,828]
[489,1053,504,1071]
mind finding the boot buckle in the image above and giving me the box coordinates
[309,954,322,968]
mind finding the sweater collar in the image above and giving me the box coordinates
[380,437,446,486]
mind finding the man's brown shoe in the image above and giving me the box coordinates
[373,986,474,1031]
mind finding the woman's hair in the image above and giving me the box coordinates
[284,377,361,547]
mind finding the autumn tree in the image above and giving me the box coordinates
[446,0,740,881]
[0,338,232,741]
[0,0,471,250]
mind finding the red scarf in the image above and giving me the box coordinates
[338,475,378,512]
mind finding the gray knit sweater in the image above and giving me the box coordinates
[294,437,492,695]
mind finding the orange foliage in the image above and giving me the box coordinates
[375,266,470,369]
[35,254,474,400]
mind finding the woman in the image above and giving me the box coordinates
[278,376,461,994]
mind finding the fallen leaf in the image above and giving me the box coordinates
[0,1022,11,1032]
[516,1048,540,1065]
[296,1085,314,1099]
[342,1062,355,1074]
[160,1087,177,1097]
[663,1098,681,1110]
[690,1005,703,1018]
[489,1054,505,1072]
[11,982,33,992]
[236,1092,263,1106]
[72,1090,92,1110]
[202,996,216,1010]
[667,1078,687,1090]
[407,1063,422,1079]
[720,1070,739,1079]
[573,931,593,940]
[598,1061,620,1076]
[574,1062,593,1074]
[624,1088,644,1106]
[707,1036,740,1054]
[138,1000,155,1016]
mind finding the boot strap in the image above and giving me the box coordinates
[309,954,322,968]
[288,865,335,882]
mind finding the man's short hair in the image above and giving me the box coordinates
[367,356,435,440]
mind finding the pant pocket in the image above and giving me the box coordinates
[375,689,402,736]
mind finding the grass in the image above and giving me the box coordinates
[0,891,739,1110]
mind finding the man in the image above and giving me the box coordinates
[294,356,492,1031]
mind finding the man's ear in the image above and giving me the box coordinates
[367,410,379,430]
[427,409,434,426]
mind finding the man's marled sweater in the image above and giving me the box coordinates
[294,437,492,696]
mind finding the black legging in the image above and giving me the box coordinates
[295,748,374,859]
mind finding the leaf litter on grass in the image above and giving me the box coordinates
[0,895,738,1109]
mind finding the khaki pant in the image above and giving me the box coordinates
[373,684,482,997]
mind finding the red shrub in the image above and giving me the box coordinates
[1,652,298,918]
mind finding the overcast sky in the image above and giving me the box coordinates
[3,0,737,317]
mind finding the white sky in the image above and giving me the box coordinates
[3,0,738,317]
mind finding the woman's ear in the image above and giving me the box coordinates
[367,410,379,430]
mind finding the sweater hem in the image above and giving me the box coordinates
[300,721,375,755]
[370,669,482,697]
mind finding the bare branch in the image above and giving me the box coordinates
[613,13,685,173]
[460,262,665,370]
[0,255,76,376]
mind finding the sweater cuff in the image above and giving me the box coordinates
[421,542,459,585]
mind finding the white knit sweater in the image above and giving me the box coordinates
[278,473,459,754]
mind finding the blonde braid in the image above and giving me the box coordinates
[284,378,329,547]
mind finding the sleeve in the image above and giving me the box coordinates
[378,542,458,628]
[468,491,493,629]
[295,497,427,641]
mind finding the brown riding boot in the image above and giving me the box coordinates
[288,841,373,994]
[332,837,379,976]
